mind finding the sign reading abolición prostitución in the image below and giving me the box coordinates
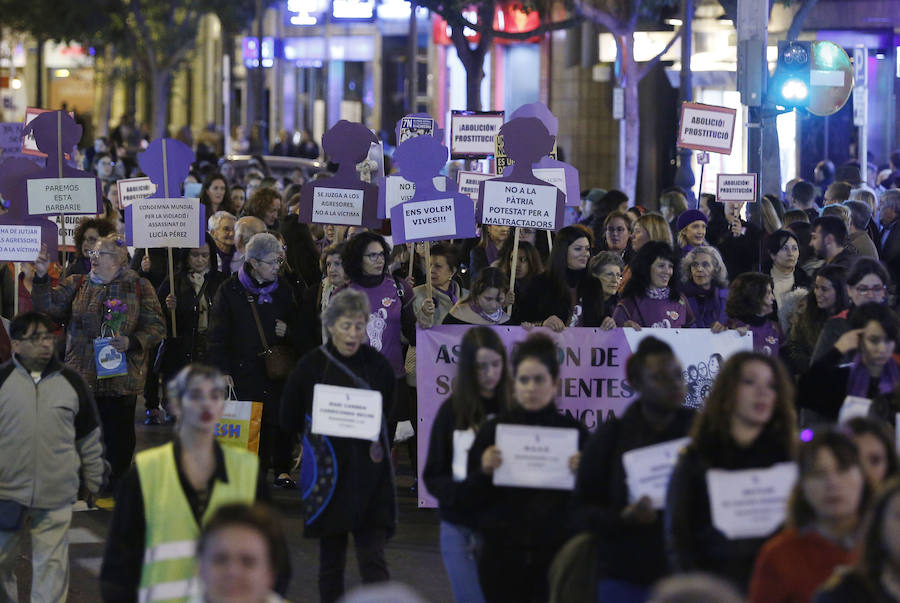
[450,110,505,158]
[716,173,758,203]
[677,102,738,155]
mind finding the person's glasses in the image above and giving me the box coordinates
[17,333,55,344]
[599,271,623,280]
[855,285,886,295]
[606,226,627,234]
[364,252,386,262]
[87,250,117,259]
[257,256,285,266]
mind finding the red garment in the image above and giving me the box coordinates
[748,528,858,603]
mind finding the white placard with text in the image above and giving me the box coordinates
[493,424,579,490]
[311,383,382,441]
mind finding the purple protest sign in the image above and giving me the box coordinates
[504,103,581,207]
[476,117,565,231]
[0,123,42,166]
[23,111,102,217]
[0,156,62,258]
[388,134,475,244]
[299,121,380,228]
[124,138,204,248]
[414,325,753,507]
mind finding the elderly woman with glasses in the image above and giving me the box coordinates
[208,232,303,490]
[680,245,730,331]
[32,234,167,492]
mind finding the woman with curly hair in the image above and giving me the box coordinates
[613,241,693,328]
[63,217,117,278]
[243,187,283,229]
[666,352,798,591]
[680,245,729,331]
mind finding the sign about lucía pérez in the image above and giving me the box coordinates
[677,102,737,155]
[126,197,204,248]
[476,116,565,231]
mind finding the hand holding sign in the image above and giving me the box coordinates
[299,121,380,228]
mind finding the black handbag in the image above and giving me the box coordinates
[247,295,297,381]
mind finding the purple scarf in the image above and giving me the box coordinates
[238,265,279,304]
[846,353,900,397]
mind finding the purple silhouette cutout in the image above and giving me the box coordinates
[298,121,381,229]
[125,138,205,246]
[506,103,580,207]
[389,134,476,244]
[476,117,566,231]
[378,113,456,219]
[137,138,195,199]
[22,110,102,217]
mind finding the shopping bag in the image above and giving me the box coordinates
[215,387,263,454]
[94,337,128,379]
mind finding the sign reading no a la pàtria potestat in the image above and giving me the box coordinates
[677,102,737,155]
[480,180,560,230]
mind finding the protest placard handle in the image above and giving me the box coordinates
[408,243,415,279]
[507,227,520,315]
[546,229,553,254]
[58,212,65,265]
[13,262,19,316]
[167,246,177,337]
[57,112,65,265]
[424,242,432,300]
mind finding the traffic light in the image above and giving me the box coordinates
[770,41,811,109]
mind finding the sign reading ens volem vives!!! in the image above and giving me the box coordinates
[415,325,753,508]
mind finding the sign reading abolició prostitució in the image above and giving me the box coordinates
[677,102,737,155]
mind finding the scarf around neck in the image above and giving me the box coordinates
[238,265,278,304]
[846,352,900,398]
[646,286,670,300]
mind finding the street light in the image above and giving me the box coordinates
[770,41,811,109]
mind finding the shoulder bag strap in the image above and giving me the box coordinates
[318,344,371,390]
[246,294,271,354]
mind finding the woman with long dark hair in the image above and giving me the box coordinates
[466,333,589,602]
[784,265,849,374]
[749,429,868,603]
[515,224,605,331]
[614,241,693,328]
[666,352,798,591]
[764,229,812,333]
[424,327,512,603]
[799,303,900,422]
[199,172,230,216]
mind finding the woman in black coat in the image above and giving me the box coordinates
[665,352,798,592]
[466,333,589,602]
[207,232,303,489]
[157,235,226,389]
[514,224,606,330]
[280,288,396,603]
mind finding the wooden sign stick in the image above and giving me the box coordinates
[161,139,177,337]
[506,227,520,315]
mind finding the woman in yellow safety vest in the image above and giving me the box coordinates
[100,364,266,603]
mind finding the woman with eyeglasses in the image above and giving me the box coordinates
[155,234,226,421]
[812,258,891,364]
[602,210,633,261]
[799,303,900,423]
[32,234,167,492]
[588,251,624,330]
[63,217,117,278]
[680,245,730,332]
[340,232,421,440]
[208,232,303,490]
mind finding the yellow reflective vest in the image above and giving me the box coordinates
[136,442,257,603]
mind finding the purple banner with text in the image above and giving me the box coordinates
[415,325,753,507]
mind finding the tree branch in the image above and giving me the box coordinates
[636,28,681,81]
[786,0,819,41]
[572,0,625,35]
[129,0,156,72]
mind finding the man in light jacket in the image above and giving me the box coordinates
[0,312,107,602]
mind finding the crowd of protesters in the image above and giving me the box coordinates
[3,123,900,603]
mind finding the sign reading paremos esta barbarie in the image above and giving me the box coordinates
[716,174,758,203]
[677,102,737,155]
